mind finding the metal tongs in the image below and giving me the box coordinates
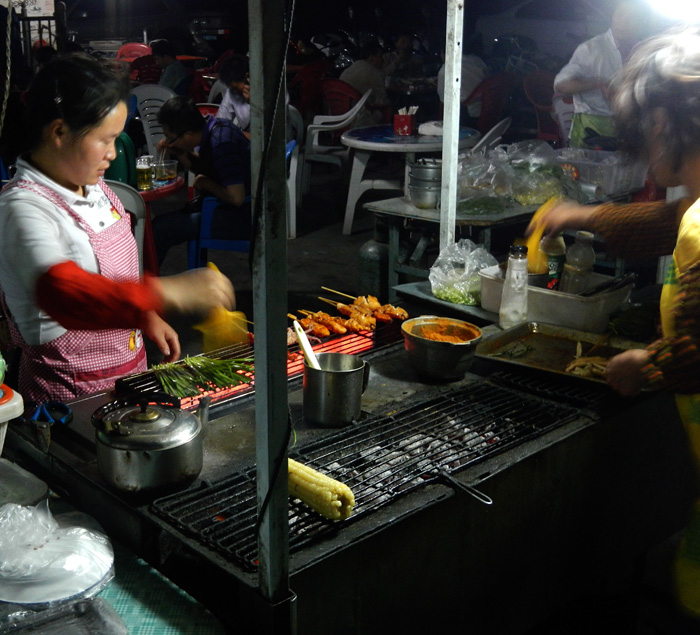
[435,468,493,506]
[579,272,636,297]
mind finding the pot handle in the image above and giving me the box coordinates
[361,361,370,394]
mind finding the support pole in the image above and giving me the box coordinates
[440,0,465,252]
[248,1,296,633]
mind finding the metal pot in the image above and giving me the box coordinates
[409,184,441,209]
[91,394,207,495]
[409,158,442,182]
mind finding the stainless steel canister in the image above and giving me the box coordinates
[303,353,370,427]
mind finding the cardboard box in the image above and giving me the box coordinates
[479,264,632,333]
[394,114,415,136]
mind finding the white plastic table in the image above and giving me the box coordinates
[340,124,480,235]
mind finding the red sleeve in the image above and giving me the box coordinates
[35,261,163,331]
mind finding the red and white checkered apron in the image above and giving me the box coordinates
[1,179,147,403]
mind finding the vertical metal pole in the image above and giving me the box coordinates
[248,1,296,633]
[440,0,464,252]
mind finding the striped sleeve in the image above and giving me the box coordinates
[641,261,700,393]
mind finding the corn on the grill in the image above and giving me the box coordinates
[288,458,355,521]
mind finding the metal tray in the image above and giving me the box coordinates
[475,322,644,383]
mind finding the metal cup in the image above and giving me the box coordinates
[303,353,370,427]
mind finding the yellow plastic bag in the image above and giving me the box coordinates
[515,196,559,274]
[193,263,249,353]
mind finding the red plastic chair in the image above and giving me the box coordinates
[288,58,329,122]
[118,42,152,62]
[129,54,161,85]
[465,72,519,136]
[523,70,561,146]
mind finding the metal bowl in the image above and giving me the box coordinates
[409,184,440,209]
[401,316,482,381]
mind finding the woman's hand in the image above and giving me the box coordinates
[526,199,597,238]
[142,311,181,363]
[156,267,236,315]
[605,349,651,397]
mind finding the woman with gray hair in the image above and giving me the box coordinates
[528,26,700,619]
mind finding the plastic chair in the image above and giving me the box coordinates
[131,84,177,156]
[321,78,389,138]
[470,117,512,155]
[301,85,372,196]
[118,42,151,61]
[104,180,147,275]
[104,132,137,188]
[523,70,561,146]
[465,72,519,136]
[207,79,226,104]
[287,104,304,237]
[187,196,251,269]
[197,103,220,117]
[288,58,329,122]
[129,54,162,85]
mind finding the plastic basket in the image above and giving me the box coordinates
[556,148,647,197]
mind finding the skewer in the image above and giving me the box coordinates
[318,297,340,307]
[320,286,356,300]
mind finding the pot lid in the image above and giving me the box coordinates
[92,394,201,451]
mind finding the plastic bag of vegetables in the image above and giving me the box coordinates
[428,239,498,306]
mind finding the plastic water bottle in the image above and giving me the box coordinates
[560,231,596,295]
[499,244,528,330]
[539,233,566,290]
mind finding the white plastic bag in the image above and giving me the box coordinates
[429,239,498,306]
[0,500,114,605]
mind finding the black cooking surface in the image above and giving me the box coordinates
[150,380,585,572]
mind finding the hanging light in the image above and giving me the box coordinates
[646,0,700,22]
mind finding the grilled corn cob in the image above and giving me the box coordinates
[288,458,355,520]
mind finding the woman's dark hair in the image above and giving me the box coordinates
[218,54,249,85]
[24,52,131,151]
[613,26,700,171]
[157,96,205,136]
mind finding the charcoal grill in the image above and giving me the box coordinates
[115,325,400,411]
[4,336,698,635]
[151,381,583,572]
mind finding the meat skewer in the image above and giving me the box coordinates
[298,310,348,334]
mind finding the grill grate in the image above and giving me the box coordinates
[116,324,401,410]
[151,380,584,572]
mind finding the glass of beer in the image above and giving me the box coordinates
[136,156,154,191]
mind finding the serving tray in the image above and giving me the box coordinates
[475,322,644,384]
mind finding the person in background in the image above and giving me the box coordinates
[151,96,251,265]
[553,0,648,148]
[150,39,189,94]
[529,27,700,622]
[383,34,424,79]
[0,54,235,404]
[436,35,488,126]
[339,41,391,126]
[216,54,251,139]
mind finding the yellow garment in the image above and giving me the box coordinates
[193,263,249,353]
[660,201,700,617]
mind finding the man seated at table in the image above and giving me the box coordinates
[216,54,251,138]
[339,41,391,127]
[151,96,251,266]
[151,39,190,95]
[383,34,424,80]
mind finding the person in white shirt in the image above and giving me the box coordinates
[553,1,648,148]
[339,41,391,127]
[216,54,251,137]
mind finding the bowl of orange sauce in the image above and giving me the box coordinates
[401,315,482,381]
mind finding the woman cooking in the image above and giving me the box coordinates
[0,53,235,404]
[528,27,700,620]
